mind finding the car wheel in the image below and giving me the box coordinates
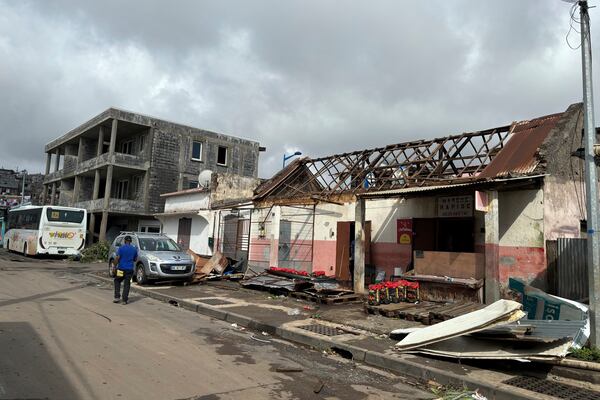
[5,239,9,252]
[108,259,116,277]
[136,264,148,285]
[23,243,28,257]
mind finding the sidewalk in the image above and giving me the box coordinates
[89,271,600,400]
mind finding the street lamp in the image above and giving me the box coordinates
[282,151,302,168]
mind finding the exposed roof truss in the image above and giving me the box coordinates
[262,125,515,200]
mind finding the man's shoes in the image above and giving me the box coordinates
[113,298,121,303]
[122,300,128,305]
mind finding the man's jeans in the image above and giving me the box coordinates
[114,269,134,302]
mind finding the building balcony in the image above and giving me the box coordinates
[76,153,148,174]
[75,198,147,213]
[44,170,64,183]
[44,152,150,185]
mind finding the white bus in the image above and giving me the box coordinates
[4,205,87,256]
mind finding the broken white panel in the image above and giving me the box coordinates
[411,336,572,360]
[395,299,525,351]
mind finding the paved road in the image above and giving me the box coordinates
[0,249,433,400]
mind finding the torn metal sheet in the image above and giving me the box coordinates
[395,300,525,351]
[509,278,590,348]
[411,336,572,360]
[240,273,311,292]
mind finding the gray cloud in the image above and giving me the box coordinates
[0,0,594,178]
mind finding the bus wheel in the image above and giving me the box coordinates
[23,243,28,257]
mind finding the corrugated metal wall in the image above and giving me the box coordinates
[557,237,588,302]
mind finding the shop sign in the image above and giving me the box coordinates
[396,219,413,244]
[438,195,473,218]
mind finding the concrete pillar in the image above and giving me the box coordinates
[77,137,85,163]
[92,169,101,200]
[99,211,109,243]
[99,165,113,243]
[41,184,47,205]
[269,206,281,268]
[484,190,500,304]
[73,176,81,205]
[109,119,118,155]
[45,153,51,174]
[103,165,113,210]
[97,126,105,156]
[354,197,366,294]
[41,153,52,204]
[54,149,60,172]
[142,171,150,211]
[50,183,57,206]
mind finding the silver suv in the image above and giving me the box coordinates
[108,232,194,284]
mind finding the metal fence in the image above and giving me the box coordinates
[556,237,588,302]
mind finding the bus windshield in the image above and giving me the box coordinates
[46,208,85,223]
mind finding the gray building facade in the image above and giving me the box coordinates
[42,108,261,242]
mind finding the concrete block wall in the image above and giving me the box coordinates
[147,130,180,213]
[180,131,260,179]
[210,173,261,204]
[80,137,97,161]
[80,177,95,201]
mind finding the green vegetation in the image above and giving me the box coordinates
[569,346,600,363]
[79,241,110,263]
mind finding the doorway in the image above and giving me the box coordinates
[335,221,371,283]
[177,217,192,250]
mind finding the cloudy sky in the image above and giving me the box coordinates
[0,0,595,178]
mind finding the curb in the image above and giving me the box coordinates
[88,273,540,400]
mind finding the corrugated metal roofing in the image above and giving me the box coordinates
[479,113,564,178]
[359,182,478,197]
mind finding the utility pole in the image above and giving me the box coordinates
[579,0,600,347]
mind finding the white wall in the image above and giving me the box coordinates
[160,214,211,255]
[164,192,210,213]
[498,189,544,247]
[543,175,584,240]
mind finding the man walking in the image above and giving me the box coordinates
[113,235,138,305]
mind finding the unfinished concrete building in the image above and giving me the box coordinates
[42,108,262,243]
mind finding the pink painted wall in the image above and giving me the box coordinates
[498,246,546,289]
[312,239,337,275]
[370,242,412,277]
[249,238,271,263]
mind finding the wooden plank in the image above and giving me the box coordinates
[413,250,484,279]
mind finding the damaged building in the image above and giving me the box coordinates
[238,103,587,301]
[155,172,261,258]
[42,108,262,243]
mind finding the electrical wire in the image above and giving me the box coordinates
[569,109,586,220]
[566,2,582,50]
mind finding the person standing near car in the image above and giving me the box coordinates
[113,235,138,305]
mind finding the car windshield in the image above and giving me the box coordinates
[138,237,181,252]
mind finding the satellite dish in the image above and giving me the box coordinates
[198,170,213,188]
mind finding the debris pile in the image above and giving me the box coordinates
[187,250,245,283]
[241,267,359,304]
[392,291,590,360]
